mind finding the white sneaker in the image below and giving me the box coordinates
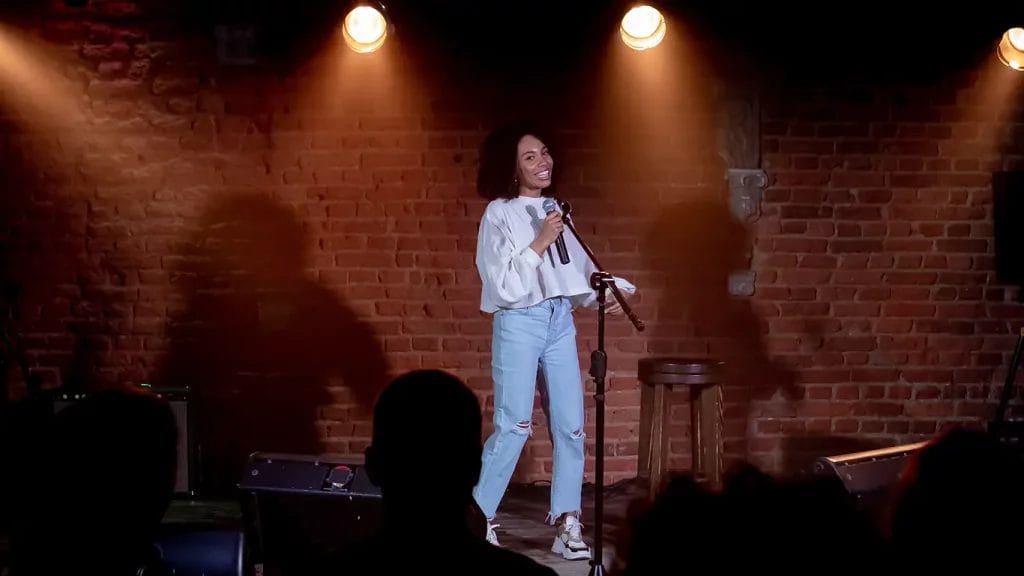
[551,515,591,561]
[485,521,501,546]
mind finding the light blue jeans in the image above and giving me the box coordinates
[473,296,586,524]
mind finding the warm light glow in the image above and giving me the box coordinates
[620,5,666,51]
[343,5,388,53]
[0,24,86,126]
[997,27,1024,70]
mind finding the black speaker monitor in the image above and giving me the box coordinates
[813,440,928,519]
[238,453,384,576]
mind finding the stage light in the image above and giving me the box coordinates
[620,5,666,51]
[998,28,1024,70]
[343,3,389,53]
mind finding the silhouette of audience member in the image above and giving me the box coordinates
[888,426,1024,570]
[9,389,178,576]
[721,463,883,570]
[618,463,883,575]
[338,369,557,575]
[616,474,722,576]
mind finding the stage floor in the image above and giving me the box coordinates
[478,480,640,575]
[164,479,645,576]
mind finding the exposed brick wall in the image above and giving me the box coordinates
[1,1,1021,492]
[748,65,1024,473]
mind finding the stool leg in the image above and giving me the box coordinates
[638,383,654,482]
[648,384,667,499]
[690,386,703,482]
[699,384,723,489]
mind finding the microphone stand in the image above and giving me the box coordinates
[558,199,644,576]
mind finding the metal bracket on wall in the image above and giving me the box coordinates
[716,88,767,297]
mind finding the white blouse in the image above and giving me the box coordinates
[475,195,637,313]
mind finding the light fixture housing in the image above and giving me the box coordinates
[998,27,1024,70]
[620,5,666,51]
[343,2,390,53]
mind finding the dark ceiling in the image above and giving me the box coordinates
[235,0,1024,81]
[2,0,1024,82]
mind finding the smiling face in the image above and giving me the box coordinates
[515,134,553,197]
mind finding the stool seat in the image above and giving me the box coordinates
[639,357,723,385]
[637,357,724,498]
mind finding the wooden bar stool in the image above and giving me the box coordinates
[637,357,725,498]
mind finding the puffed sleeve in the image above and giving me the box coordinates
[567,227,637,310]
[476,205,543,307]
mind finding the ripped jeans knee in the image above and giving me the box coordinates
[514,419,532,436]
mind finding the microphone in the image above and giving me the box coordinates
[543,197,570,265]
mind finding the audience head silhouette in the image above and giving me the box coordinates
[12,388,178,576]
[343,369,556,576]
[365,369,483,525]
[890,426,1024,558]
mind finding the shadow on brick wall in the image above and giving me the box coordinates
[645,197,800,465]
[155,192,390,496]
[0,132,119,399]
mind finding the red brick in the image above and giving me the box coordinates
[3,3,1020,487]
